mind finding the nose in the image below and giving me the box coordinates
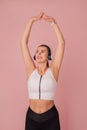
[38,52,42,55]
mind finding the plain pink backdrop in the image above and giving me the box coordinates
[0,0,87,130]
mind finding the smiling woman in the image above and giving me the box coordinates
[33,44,52,67]
[20,12,65,130]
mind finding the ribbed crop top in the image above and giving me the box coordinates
[27,68,58,100]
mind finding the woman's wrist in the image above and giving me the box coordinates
[50,20,57,26]
[29,19,34,24]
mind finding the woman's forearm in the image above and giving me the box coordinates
[52,22,65,45]
[21,20,33,45]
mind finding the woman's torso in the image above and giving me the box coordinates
[28,65,59,114]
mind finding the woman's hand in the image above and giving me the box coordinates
[42,13,56,24]
[29,12,44,24]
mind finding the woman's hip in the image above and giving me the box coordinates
[26,104,59,123]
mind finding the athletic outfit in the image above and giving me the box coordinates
[25,67,61,130]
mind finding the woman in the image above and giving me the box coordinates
[20,12,65,130]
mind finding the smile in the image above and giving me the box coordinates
[37,56,42,59]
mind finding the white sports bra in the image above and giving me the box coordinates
[27,67,58,100]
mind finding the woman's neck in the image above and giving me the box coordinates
[37,63,48,73]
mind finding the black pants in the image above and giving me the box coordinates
[25,104,61,130]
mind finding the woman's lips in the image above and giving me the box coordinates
[37,56,42,59]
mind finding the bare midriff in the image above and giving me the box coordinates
[29,99,55,114]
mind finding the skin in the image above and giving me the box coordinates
[20,12,65,113]
[35,46,48,66]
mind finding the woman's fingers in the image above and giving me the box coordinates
[29,12,55,24]
[33,13,43,21]
[44,16,53,22]
[42,13,55,23]
[36,12,44,20]
[29,12,44,23]
[39,12,44,18]
[43,14,53,21]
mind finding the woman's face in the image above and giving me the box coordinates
[35,46,48,63]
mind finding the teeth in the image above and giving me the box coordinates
[38,57,42,59]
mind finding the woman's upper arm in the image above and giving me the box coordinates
[52,43,65,71]
[20,42,36,79]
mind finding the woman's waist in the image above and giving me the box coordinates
[29,99,54,113]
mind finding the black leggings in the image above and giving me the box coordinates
[25,105,61,130]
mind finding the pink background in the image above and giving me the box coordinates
[0,0,87,130]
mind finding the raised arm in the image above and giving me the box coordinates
[20,12,44,80]
[43,14,65,72]
[51,21,65,71]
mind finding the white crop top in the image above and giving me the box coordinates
[27,68,58,100]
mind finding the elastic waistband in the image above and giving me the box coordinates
[27,105,58,122]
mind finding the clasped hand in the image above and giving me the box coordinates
[29,12,56,24]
